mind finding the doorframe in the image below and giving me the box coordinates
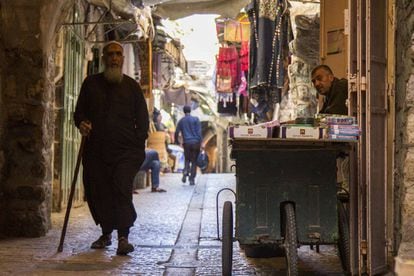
[346,0,392,274]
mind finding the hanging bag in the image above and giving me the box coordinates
[216,67,232,93]
[196,150,209,171]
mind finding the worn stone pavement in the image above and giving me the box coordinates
[0,173,346,275]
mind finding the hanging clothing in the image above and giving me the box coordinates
[239,41,249,72]
[216,45,240,93]
[237,71,248,97]
[215,18,226,43]
[247,0,293,90]
[162,86,191,106]
[249,87,281,123]
[122,44,136,79]
[224,19,250,43]
[217,93,237,115]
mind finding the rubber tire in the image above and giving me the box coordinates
[283,203,298,276]
[338,200,351,274]
[222,201,233,276]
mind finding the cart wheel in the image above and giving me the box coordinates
[338,199,350,274]
[283,203,298,276]
[222,201,233,276]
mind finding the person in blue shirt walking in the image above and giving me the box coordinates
[175,105,202,185]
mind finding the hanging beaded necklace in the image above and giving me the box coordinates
[267,3,284,85]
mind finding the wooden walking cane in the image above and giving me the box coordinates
[57,136,86,252]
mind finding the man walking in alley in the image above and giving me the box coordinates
[175,105,202,186]
[74,41,149,255]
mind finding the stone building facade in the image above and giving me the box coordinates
[395,0,414,272]
[1,0,414,272]
[0,0,72,236]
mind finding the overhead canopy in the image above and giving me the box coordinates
[143,0,250,20]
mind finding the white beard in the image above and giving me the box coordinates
[104,67,123,83]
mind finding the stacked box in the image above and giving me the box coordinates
[326,116,360,140]
[229,125,273,138]
[279,124,326,139]
[326,116,356,125]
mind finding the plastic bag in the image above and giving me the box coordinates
[196,150,209,171]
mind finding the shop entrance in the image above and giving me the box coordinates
[320,0,390,273]
[347,0,389,274]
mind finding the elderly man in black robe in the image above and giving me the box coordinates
[74,41,149,255]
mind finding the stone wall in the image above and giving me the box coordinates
[0,3,5,237]
[395,0,414,260]
[0,0,71,237]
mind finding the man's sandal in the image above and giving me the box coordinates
[91,234,112,249]
[116,237,134,255]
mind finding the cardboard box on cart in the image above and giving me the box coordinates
[279,124,326,139]
[229,125,273,138]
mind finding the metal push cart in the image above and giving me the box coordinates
[219,138,352,275]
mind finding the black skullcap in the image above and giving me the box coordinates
[183,105,191,113]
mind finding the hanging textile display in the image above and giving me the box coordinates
[122,44,136,79]
[239,41,249,72]
[162,86,191,106]
[247,0,292,90]
[215,45,240,114]
[237,39,250,116]
[217,93,238,115]
[279,12,320,121]
[215,18,226,43]
[246,0,293,122]
[216,45,240,93]
[291,14,320,67]
[238,71,249,114]
[224,18,250,43]
[215,14,251,116]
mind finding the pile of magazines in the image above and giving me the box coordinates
[325,116,361,140]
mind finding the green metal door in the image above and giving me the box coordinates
[61,8,85,207]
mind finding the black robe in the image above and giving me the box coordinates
[74,73,149,230]
[247,0,292,90]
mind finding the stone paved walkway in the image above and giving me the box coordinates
[0,173,345,275]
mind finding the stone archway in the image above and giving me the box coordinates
[0,1,73,237]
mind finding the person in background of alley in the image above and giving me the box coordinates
[311,64,349,191]
[311,64,348,115]
[137,149,167,193]
[74,41,149,256]
[175,105,202,186]
[152,109,175,172]
[153,108,167,131]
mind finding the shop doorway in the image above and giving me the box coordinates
[54,4,85,211]
[347,0,389,274]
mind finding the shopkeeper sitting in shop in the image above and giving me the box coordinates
[312,65,350,192]
[311,65,348,115]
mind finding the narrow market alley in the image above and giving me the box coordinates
[2,0,414,275]
[0,173,345,275]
